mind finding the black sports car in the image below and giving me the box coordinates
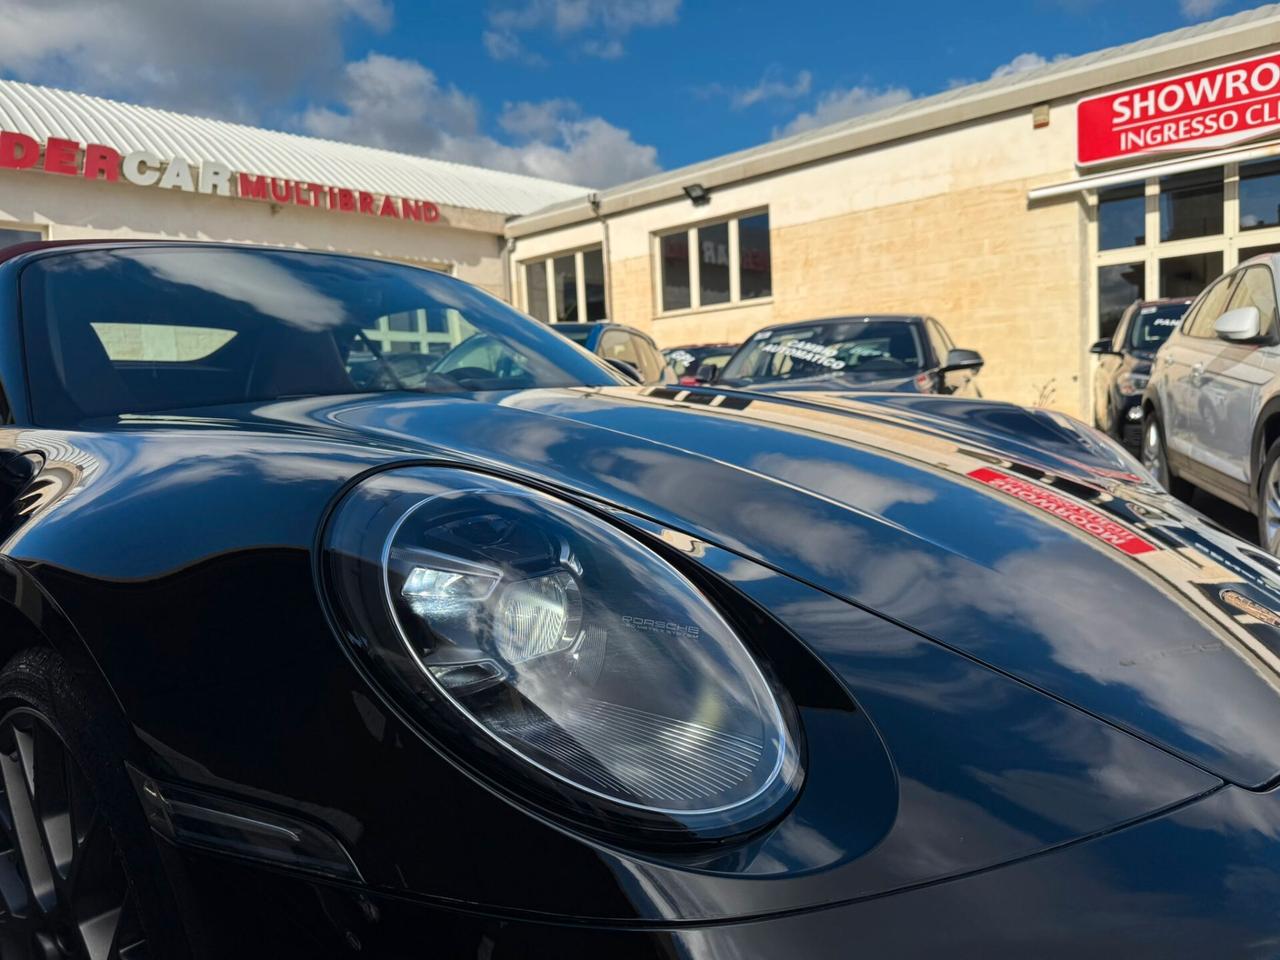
[715,315,984,396]
[2,241,1280,959]
[1090,297,1192,453]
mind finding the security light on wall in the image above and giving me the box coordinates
[683,184,710,206]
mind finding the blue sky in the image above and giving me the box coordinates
[0,0,1266,186]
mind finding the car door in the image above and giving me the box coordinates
[1202,265,1280,488]
[926,319,975,395]
[1159,273,1236,467]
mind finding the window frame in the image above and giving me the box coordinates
[519,245,607,324]
[653,208,772,316]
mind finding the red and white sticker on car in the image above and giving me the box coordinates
[968,467,1156,556]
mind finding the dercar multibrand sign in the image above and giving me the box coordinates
[0,132,442,223]
[1077,51,1280,166]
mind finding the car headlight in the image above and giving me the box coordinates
[322,467,802,842]
[1117,371,1149,396]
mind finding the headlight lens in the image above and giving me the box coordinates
[323,467,801,840]
[1117,371,1149,396]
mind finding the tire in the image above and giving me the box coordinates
[1142,412,1193,501]
[0,647,189,959]
[1257,440,1280,557]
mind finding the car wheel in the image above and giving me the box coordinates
[1257,441,1280,557]
[1142,413,1192,501]
[0,647,188,959]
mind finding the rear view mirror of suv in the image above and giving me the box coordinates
[1214,306,1262,342]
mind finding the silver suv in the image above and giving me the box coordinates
[1143,253,1280,551]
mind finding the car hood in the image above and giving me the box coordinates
[181,385,1280,787]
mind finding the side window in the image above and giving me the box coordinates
[634,337,666,382]
[599,330,641,368]
[924,320,950,366]
[1110,303,1135,351]
[1226,266,1279,339]
[1186,276,1236,338]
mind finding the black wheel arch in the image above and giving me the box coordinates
[0,557,125,723]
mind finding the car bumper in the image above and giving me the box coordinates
[169,781,1280,960]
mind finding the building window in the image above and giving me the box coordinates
[525,263,549,323]
[1098,263,1144,340]
[0,227,41,248]
[1159,252,1223,300]
[521,247,607,324]
[1240,159,1280,232]
[738,212,772,300]
[1241,243,1280,262]
[1159,168,1223,242]
[698,222,730,306]
[1098,185,1145,250]
[660,233,691,312]
[657,210,772,314]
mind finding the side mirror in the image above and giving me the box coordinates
[694,362,720,383]
[605,358,642,382]
[940,348,984,374]
[1090,338,1117,355]
[1215,305,1262,342]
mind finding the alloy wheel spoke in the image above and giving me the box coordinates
[69,813,129,960]
[0,726,58,915]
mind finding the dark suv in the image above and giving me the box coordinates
[1090,298,1192,453]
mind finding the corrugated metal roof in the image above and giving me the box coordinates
[511,3,1280,232]
[0,80,590,217]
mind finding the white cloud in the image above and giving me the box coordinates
[731,68,813,110]
[989,51,1069,80]
[0,0,390,119]
[301,55,660,187]
[1180,0,1227,17]
[484,0,680,61]
[775,84,913,138]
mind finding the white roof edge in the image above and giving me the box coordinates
[507,4,1280,238]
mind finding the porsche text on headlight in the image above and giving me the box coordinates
[323,467,802,841]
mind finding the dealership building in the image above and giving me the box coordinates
[507,5,1280,416]
[1,7,1280,415]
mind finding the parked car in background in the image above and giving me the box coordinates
[1143,253,1280,552]
[1091,298,1192,453]
[712,315,983,396]
[664,343,738,386]
[554,321,671,384]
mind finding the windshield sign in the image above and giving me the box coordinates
[1130,303,1189,351]
[721,320,924,384]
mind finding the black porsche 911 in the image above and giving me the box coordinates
[2,241,1280,959]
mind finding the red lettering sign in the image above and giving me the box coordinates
[82,143,120,182]
[0,132,38,169]
[968,467,1156,556]
[43,137,79,176]
[238,173,268,201]
[1079,52,1280,166]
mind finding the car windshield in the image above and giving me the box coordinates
[720,320,924,384]
[1128,303,1189,351]
[667,347,735,378]
[20,247,621,426]
[557,326,593,345]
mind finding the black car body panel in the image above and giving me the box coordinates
[2,243,1280,956]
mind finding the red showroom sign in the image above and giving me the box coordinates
[1077,51,1280,166]
[0,131,441,223]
